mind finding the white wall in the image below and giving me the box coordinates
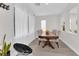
[60,14,70,32]
[35,15,60,32]
[29,13,35,34]
[15,6,28,38]
[14,4,35,44]
[60,32,79,55]
[60,5,79,32]
[59,5,79,55]
[0,4,14,44]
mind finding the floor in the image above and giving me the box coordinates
[29,39,77,56]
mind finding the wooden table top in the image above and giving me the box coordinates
[39,32,59,39]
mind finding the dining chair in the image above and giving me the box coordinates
[50,30,61,48]
[36,30,47,46]
[36,30,42,39]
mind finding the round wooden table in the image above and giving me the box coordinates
[39,35,59,49]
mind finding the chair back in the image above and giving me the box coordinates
[52,29,60,36]
[37,30,42,36]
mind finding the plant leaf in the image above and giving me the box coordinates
[7,43,11,52]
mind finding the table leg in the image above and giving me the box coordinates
[42,41,48,48]
[42,40,54,49]
[39,40,41,45]
[48,41,55,49]
[56,42,59,48]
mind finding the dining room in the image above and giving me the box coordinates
[29,13,77,56]
[28,5,77,55]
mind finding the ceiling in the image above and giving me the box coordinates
[27,3,77,16]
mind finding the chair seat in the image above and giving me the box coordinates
[38,38,59,41]
[49,39,59,42]
[38,38,47,41]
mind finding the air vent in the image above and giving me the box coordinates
[0,3,9,10]
[35,3,41,6]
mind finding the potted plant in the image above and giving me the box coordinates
[0,34,11,56]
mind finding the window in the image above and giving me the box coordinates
[69,14,78,33]
[41,20,46,31]
[60,14,78,34]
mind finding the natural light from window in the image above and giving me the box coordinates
[41,20,46,32]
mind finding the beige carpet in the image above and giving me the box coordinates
[29,39,77,56]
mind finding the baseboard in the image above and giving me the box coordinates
[60,39,79,56]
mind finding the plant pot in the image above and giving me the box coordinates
[7,51,10,56]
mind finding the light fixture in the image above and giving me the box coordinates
[45,3,49,5]
[35,3,40,6]
[0,3,9,10]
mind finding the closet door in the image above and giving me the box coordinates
[29,14,35,34]
[15,7,28,38]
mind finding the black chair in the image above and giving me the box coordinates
[13,43,32,56]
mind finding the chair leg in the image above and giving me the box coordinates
[39,40,41,45]
[56,42,59,48]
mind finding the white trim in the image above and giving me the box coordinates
[60,38,79,55]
